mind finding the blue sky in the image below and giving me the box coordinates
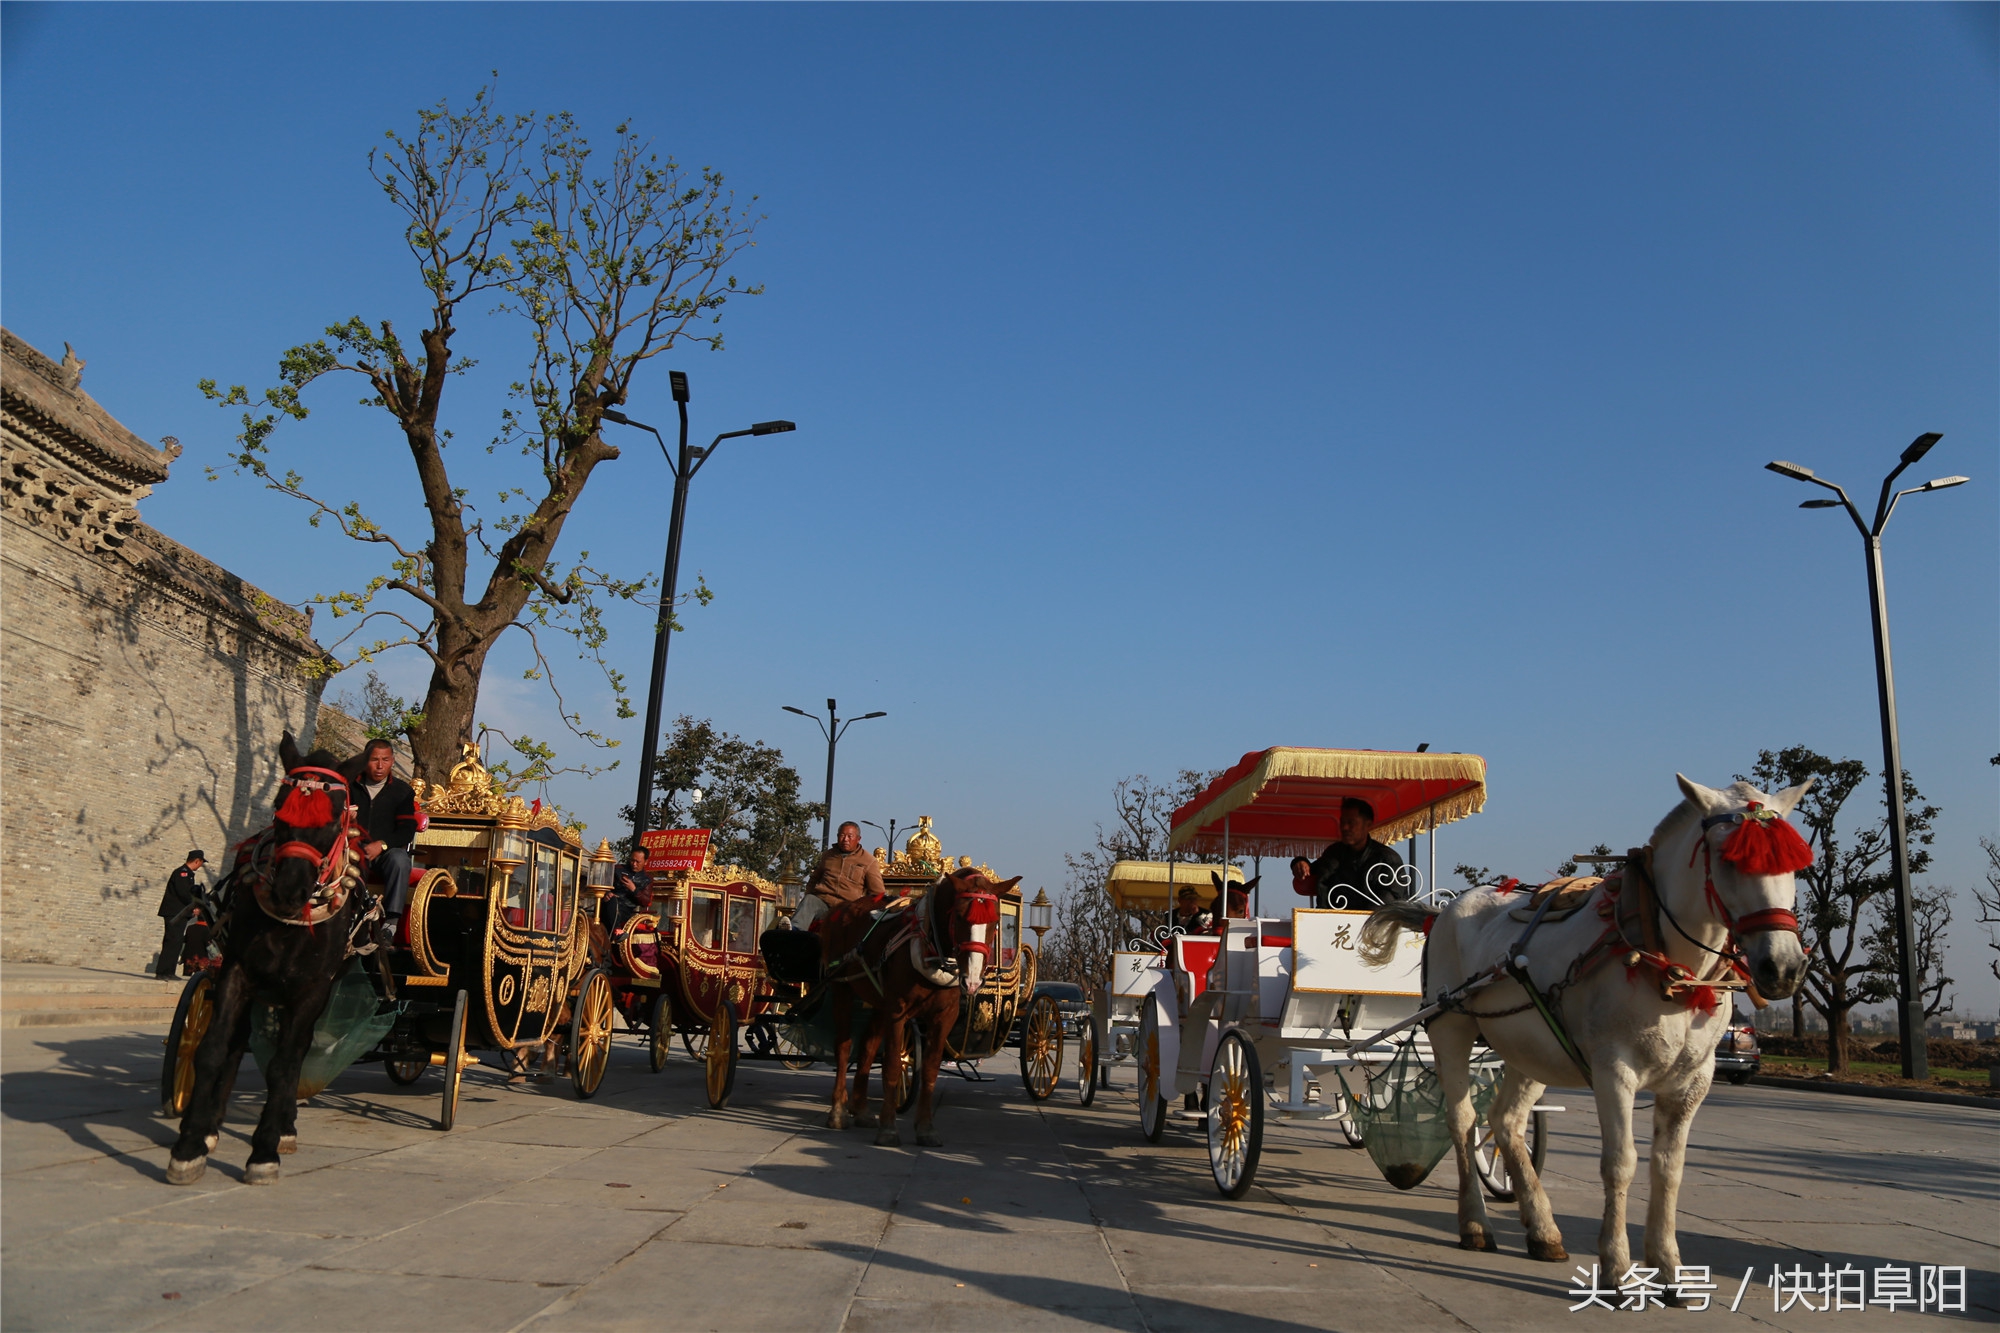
[6,4,1996,1010]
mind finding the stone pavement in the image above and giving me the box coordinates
[2,1018,1993,1331]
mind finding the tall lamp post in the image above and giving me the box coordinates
[1765,433,1969,1081]
[783,699,887,851]
[601,376,796,852]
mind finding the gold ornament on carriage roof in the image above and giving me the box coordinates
[897,815,944,874]
[413,740,582,845]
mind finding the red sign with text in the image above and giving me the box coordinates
[640,827,711,873]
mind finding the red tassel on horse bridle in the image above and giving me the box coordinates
[1719,802,1816,878]
[276,785,332,828]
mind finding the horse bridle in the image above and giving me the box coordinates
[1667,811,1805,956]
[250,765,360,927]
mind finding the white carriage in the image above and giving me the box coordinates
[1132,747,1560,1198]
[1074,861,1243,1108]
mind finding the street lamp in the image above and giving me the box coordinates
[1028,888,1053,948]
[601,378,796,853]
[782,699,887,851]
[859,818,918,861]
[1765,432,1969,1081]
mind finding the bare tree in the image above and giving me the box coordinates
[206,88,762,784]
[1740,746,1942,1074]
[1040,771,1220,989]
[1973,837,2000,984]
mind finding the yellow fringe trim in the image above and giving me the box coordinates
[1103,859,1243,911]
[1168,748,1488,855]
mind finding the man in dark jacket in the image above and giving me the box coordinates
[1307,798,1408,909]
[155,850,206,978]
[605,846,653,934]
[354,739,420,940]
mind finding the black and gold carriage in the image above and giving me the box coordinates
[160,746,606,1130]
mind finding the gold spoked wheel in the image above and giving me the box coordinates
[648,992,672,1074]
[1138,1003,1168,1143]
[1075,1017,1098,1107]
[384,1056,428,1086]
[1205,1030,1263,1199]
[1018,995,1063,1101]
[705,1002,739,1109]
[160,972,215,1118]
[439,989,470,1131]
[569,969,615,1099]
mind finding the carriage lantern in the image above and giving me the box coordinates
[1028,887,1053,946]
[491,810,531,872]
[586,838,618,897]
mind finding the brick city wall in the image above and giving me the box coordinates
[1,329,345,970]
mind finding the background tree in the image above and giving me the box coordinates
[1740,746,1944,1073]
[332,669,425,742]
[207,88,761,783]
[618,715,822,882]
[1975,837,2000,984]
[1040,771,1219,988]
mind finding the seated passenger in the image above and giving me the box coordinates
[605,846,652,934]
[793,820,885,933]
[1308,797,1407,909]
[1170,886,1212,936]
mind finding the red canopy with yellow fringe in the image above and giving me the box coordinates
[1167,747,1488,859]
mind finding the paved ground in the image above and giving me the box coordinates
[3,1016,1994,1332]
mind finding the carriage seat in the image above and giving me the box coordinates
[1506,875,1604,923]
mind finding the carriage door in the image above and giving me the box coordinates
[727,893,758,955]
[999,901,1020,969]
[531,845,560,932]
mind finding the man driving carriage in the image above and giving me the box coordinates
[1298,797,1406,909]
[355,740,421,945]
[794,820,886,931]
[604,846,653,934]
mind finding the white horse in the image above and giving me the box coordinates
[1361,774,1812,1284]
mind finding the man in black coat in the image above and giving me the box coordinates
[354,739,420,941]
[155,851,206,978]
[1308,798,1408,909]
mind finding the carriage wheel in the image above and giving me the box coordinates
[896,1023,923,1115]
[569,970,615,1100]
[159,971,215,1118]
[1472,1106,1548,1202]
[384,1056,428,1086]
[745,1018,778,1057]
[1138,1004,1169,1143]
[705,1003,739,1109]
[648,993,673,1074]
[682,1028,709,1060]
[1205,1031,1264,1199]
[1018,996,1063,1101]
[1075,1018,1099,1107]
[777,1020,815,1071]
[439,989,470,1131]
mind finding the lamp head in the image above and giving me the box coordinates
[860,711,888,720]
[601,408,630,425]
[669,371,690,404]
[1919,475,1969,492]
[750,420,796,436]
[1899,432,1942,465]
[782,706,810,717]
[1799,499,1842,509]
[1766,461,1816,482]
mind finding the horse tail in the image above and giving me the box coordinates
[1359,900,1431,968]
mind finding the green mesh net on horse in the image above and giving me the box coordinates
[1340,1040,1498,1190]
[250,960,398,1099]
[780,986,879,1060]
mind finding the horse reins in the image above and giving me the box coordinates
[252,765,363,930]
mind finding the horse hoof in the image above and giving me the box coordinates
[916,1132,943,1148]
[1459,1233,1498,1252]
[825,1112,848,1131]
[874,1130,902,1148]
[852,1111,877,1128]
[203,1133,218,1153]
[1527,1238,1569,1263]
[277,1135,297,1156]
[244,1160,281,1185]
[165,1156,207,1186]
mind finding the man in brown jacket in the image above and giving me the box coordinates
[796,821,886,931]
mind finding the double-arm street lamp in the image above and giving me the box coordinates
[783,699,887,852]
[601,373,796,852]
[1765,433,1969,1081]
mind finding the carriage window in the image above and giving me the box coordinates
[558,853,578,929]
[531,847,559,931]
[1000,903,1020,968]
[690,891,725,949]
[758,899,777,936]
[455,860,488,899]
[502,859,530,926]
[728,896,757,954]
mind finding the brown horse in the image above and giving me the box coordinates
[821,869,1019,1147]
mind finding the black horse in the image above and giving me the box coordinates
[167,732,368,1185]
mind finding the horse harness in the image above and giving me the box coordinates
[827,878,1001,996]
[239,765,381,958]
[1441,806,1807,1087]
